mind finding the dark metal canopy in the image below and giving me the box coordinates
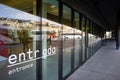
[64,0,120,30]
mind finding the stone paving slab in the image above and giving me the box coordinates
[67,40,120,80]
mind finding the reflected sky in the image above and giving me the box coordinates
[0,4,40,21]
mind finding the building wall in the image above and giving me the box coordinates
[0,0,105,80]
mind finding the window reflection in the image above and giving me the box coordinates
[63,5,71,26]
[42,0,59,22]
[0,0,35,14]
[62,5,72,77]
[0,2,38,80]
[74,12,81,68]
[42,0,59,80]
[81,17,86,62]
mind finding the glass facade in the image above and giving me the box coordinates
[42,0,59,80]
[0,0,38,80]
[74,11,81,68]
[81,17,86,62]
[62,5,72,77]
[0,0,104,80]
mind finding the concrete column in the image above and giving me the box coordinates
[116,11,120,49]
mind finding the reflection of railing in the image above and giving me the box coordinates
[62,34,82,40]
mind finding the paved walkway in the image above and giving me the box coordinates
[67,40,120,80]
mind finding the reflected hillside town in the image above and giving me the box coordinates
[0,3,41,80]
[0,0,104,80]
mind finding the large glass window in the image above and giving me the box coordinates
[86,19,89,59]
[88,21,93,56]
[74,12,81,68]
[0,1,103,80]
[81,16,86,62]
[0,1,39,80]
[42,0,59,80]
[62,5,72,77]
[42,0,59,22]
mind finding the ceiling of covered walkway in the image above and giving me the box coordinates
[63,0,120,30]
